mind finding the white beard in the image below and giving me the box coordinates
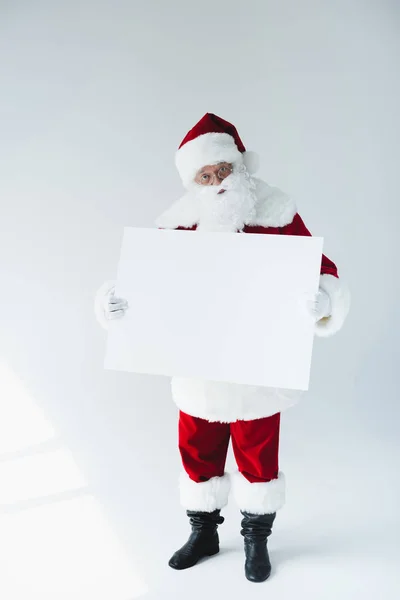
[189,165,258,232]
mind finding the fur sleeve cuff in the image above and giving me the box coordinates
[94,280,116,330]
[315,274,351,337]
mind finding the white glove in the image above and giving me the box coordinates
[308,288,332,321]
[94,280,129,330]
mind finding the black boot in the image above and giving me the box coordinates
[168,510,224,570]
[241,511,276,582]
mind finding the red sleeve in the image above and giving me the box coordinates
[281,213,338,278]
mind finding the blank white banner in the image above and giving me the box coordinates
[105,228,323,390]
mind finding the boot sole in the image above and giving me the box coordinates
[169,547,220,570]
[245,573,271,583]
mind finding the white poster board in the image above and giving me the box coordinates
[105,228,323,390]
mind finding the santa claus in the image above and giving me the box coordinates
[94,113,350,582]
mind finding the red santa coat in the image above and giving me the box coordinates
[156,179,350,423]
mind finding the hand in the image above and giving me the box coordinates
[308,288,331,321]
[106,291,129,321]
[94,280,129,329]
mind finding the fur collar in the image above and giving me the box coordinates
[156,178,297,230]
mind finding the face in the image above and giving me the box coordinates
[194,162,233,186]
[192,161,258,232]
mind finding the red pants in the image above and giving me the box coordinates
[179,411,280,484]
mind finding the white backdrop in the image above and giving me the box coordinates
[0,1,399,599]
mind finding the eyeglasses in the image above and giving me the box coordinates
[196,165,233,186]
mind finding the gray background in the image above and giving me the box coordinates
[0,1,399,598]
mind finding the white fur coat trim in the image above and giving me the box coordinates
[156,178,297,231]
[316,274,351,337]
[179,472,231,512]
[94,279,115,330]
[171,377,302,423]
[232,471,286,514]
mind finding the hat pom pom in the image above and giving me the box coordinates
[242,150,259,174]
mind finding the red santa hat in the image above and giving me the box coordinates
[175,113,260,187]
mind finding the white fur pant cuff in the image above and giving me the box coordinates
[179,472,231,512]
[232,471,286,514]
